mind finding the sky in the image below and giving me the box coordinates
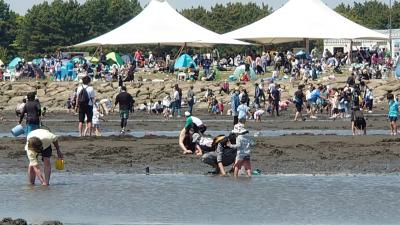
[4,0,393,15]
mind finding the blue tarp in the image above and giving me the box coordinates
[295,51,311,60]
[8,57,22,69]
[174,54,196,69]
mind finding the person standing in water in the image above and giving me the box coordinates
[387,93,399,136]
[113,86,134,134]
[293,85,305,121]
[19,92,41,135]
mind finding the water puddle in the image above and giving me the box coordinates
[0,129,390,138]
[1,173,400,225]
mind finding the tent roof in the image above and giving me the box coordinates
[224,0,388,44]
[74,0,248,47]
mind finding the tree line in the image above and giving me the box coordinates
[0,0,396,62]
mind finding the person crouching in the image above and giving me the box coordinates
[25,129,63,186]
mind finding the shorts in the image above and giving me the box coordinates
[340,108,346,113]
[333,108,339,114]
[295,103,302,113]
[120,109,130,119]
[79,105,93,123]
[354,118,366,130]
[234,158,251,170]
[389,116,398,122]
[41,146,52,160]
[26,124,40,135]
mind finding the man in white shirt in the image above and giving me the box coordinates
[25,129,63,186]
[75,76,96,136]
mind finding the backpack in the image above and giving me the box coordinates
[77,85,90,107]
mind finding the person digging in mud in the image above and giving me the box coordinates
[179,125,196,154]
[201,133,237,176]
[25,129,63,186]
[184,111,207,134]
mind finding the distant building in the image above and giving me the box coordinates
[324,29,400,58]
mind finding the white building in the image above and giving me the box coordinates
[324,29,400,58]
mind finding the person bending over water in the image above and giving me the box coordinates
[25,129,63,186]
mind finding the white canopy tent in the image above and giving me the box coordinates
[74,0,248,47]
[224,0,388,44]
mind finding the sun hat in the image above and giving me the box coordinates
[232,123,248,135]
[192,133,201,143]
[184,111,191,117]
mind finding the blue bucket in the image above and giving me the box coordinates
[11,124,25,137]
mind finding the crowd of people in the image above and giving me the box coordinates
[9,45,400,185]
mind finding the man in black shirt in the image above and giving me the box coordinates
[293,85,305,121]
[113,86,134,134]
[19,92,41,135]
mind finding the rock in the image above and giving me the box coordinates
[7,96,25,105]
[0,218,27,225]
[41,221,63,225]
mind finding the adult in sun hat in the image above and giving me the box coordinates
[201,132,237,175]
[25,129,63,186]
[184,111,206,134]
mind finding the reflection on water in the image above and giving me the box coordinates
[0,129,391,138]
[1,174,400,225]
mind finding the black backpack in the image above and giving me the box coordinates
[77,85,90,107]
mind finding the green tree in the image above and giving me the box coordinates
[80,0,142,40]
[0,0,19,60]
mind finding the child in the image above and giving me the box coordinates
[65,97,72,113]
[229,123,252,177]
[218,100,224,115]
[211,97,220,114]
[253,108,265,122]
[330,90,339,119]
[387,93,399,136]
[85,101,104,136]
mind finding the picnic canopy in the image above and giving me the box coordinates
[74,0,248,47]
[224,0,388,44]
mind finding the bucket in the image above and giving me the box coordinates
[55,159,64,170]
[11,124,25,137]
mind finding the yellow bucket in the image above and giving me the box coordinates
[55,159,64,170]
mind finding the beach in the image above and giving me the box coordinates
[1,111,400,175]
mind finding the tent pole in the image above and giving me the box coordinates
[303,38,310,53]
[348,40,353,65]
[92,46,101,58]
[175,43,186,60]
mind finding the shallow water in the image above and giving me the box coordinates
[0,129,391,138]
[1,174,400,225]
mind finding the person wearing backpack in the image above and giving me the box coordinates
[75,76,96,136]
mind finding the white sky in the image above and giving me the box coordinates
[4,0,392,15]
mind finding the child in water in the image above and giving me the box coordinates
[229,123,252,177]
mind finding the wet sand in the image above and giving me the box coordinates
[1,108,399,175]
[1,132,400,175]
